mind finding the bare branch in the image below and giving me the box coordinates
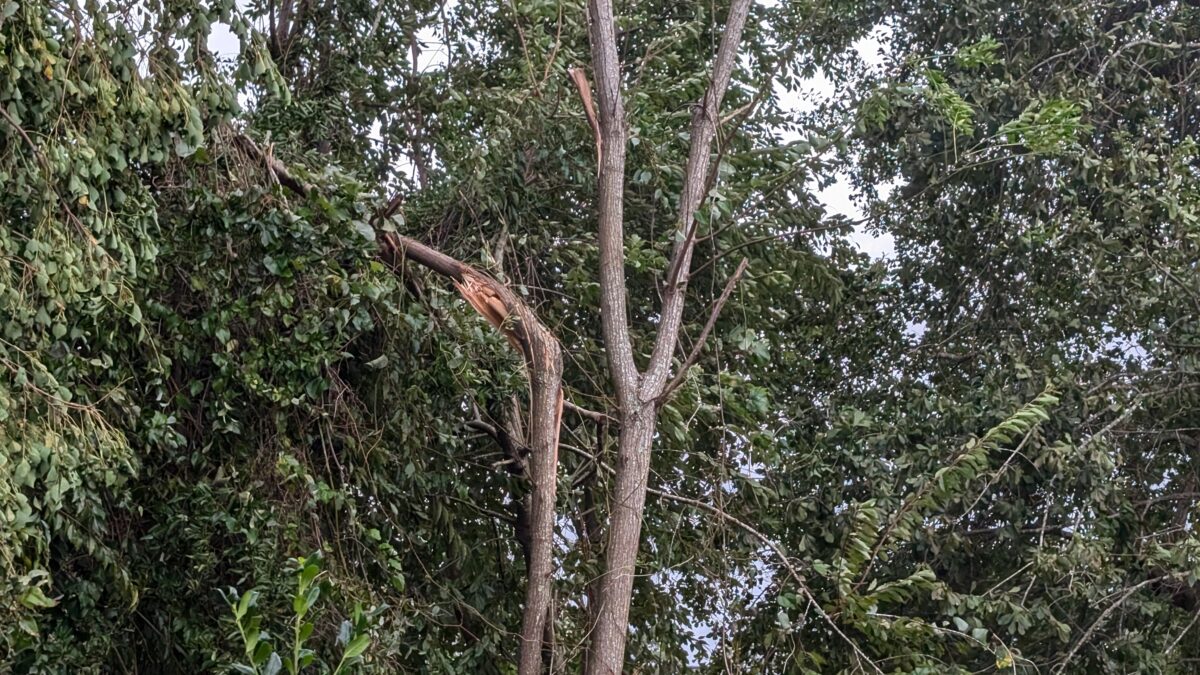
[660,257,749,402]
[564,398,616,425]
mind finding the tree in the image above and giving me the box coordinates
[232,135,565,672]
[2,0,1199,672]
[576,0,754,670]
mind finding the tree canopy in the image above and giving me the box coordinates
[1,0,1198,672]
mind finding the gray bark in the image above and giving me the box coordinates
[579,0,754,670]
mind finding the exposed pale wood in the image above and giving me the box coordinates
[568,67,603,167]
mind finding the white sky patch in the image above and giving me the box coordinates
[414,23,450,73]
[775,24,896,260]
[209,21,239,60]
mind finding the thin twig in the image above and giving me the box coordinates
[1167,607,1200,655]
[660,257,749,401]
[1053,576,1168,674]
[563,399,615,425]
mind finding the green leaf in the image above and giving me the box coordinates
[19,586,58,609]
[351,220,375,241]
[263,652,283,675]
[343,633,370,659]
[299,561,320,588]
[237,589,258,619]
[252,638,273,665]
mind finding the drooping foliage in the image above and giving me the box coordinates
[1,0,1198,672]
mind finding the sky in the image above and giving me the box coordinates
[786,24,896,259]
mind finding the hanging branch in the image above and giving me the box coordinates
[568,67,603,167]
[234,133,563,674]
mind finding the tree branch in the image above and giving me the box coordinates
[584,0,639,410]
[1053,576,1170,674]
[564,398,616,425]
[641,0,753,398]
[659,257,748,402]
[235,132,563,675]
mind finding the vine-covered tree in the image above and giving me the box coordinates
[1,0,1197,672]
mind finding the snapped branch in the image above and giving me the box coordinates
[235,131,564,675]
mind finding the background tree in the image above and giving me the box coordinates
[1,0,1198,672]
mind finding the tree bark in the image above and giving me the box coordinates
[376,238,566,675]
[578,0,753,669]
[584,410,655,674]
[234,133,563,674]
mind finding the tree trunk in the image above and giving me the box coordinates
[516,338,563,674]
[584,410,655,675]
[576,0,753,668]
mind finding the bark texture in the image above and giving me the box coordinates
[377,233,564,675]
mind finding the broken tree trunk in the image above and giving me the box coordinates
[376,233,564,675]
[234,133,563,674]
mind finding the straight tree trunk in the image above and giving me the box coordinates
[584,410,655,674]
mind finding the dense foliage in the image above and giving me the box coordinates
[1,0,1197,672]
